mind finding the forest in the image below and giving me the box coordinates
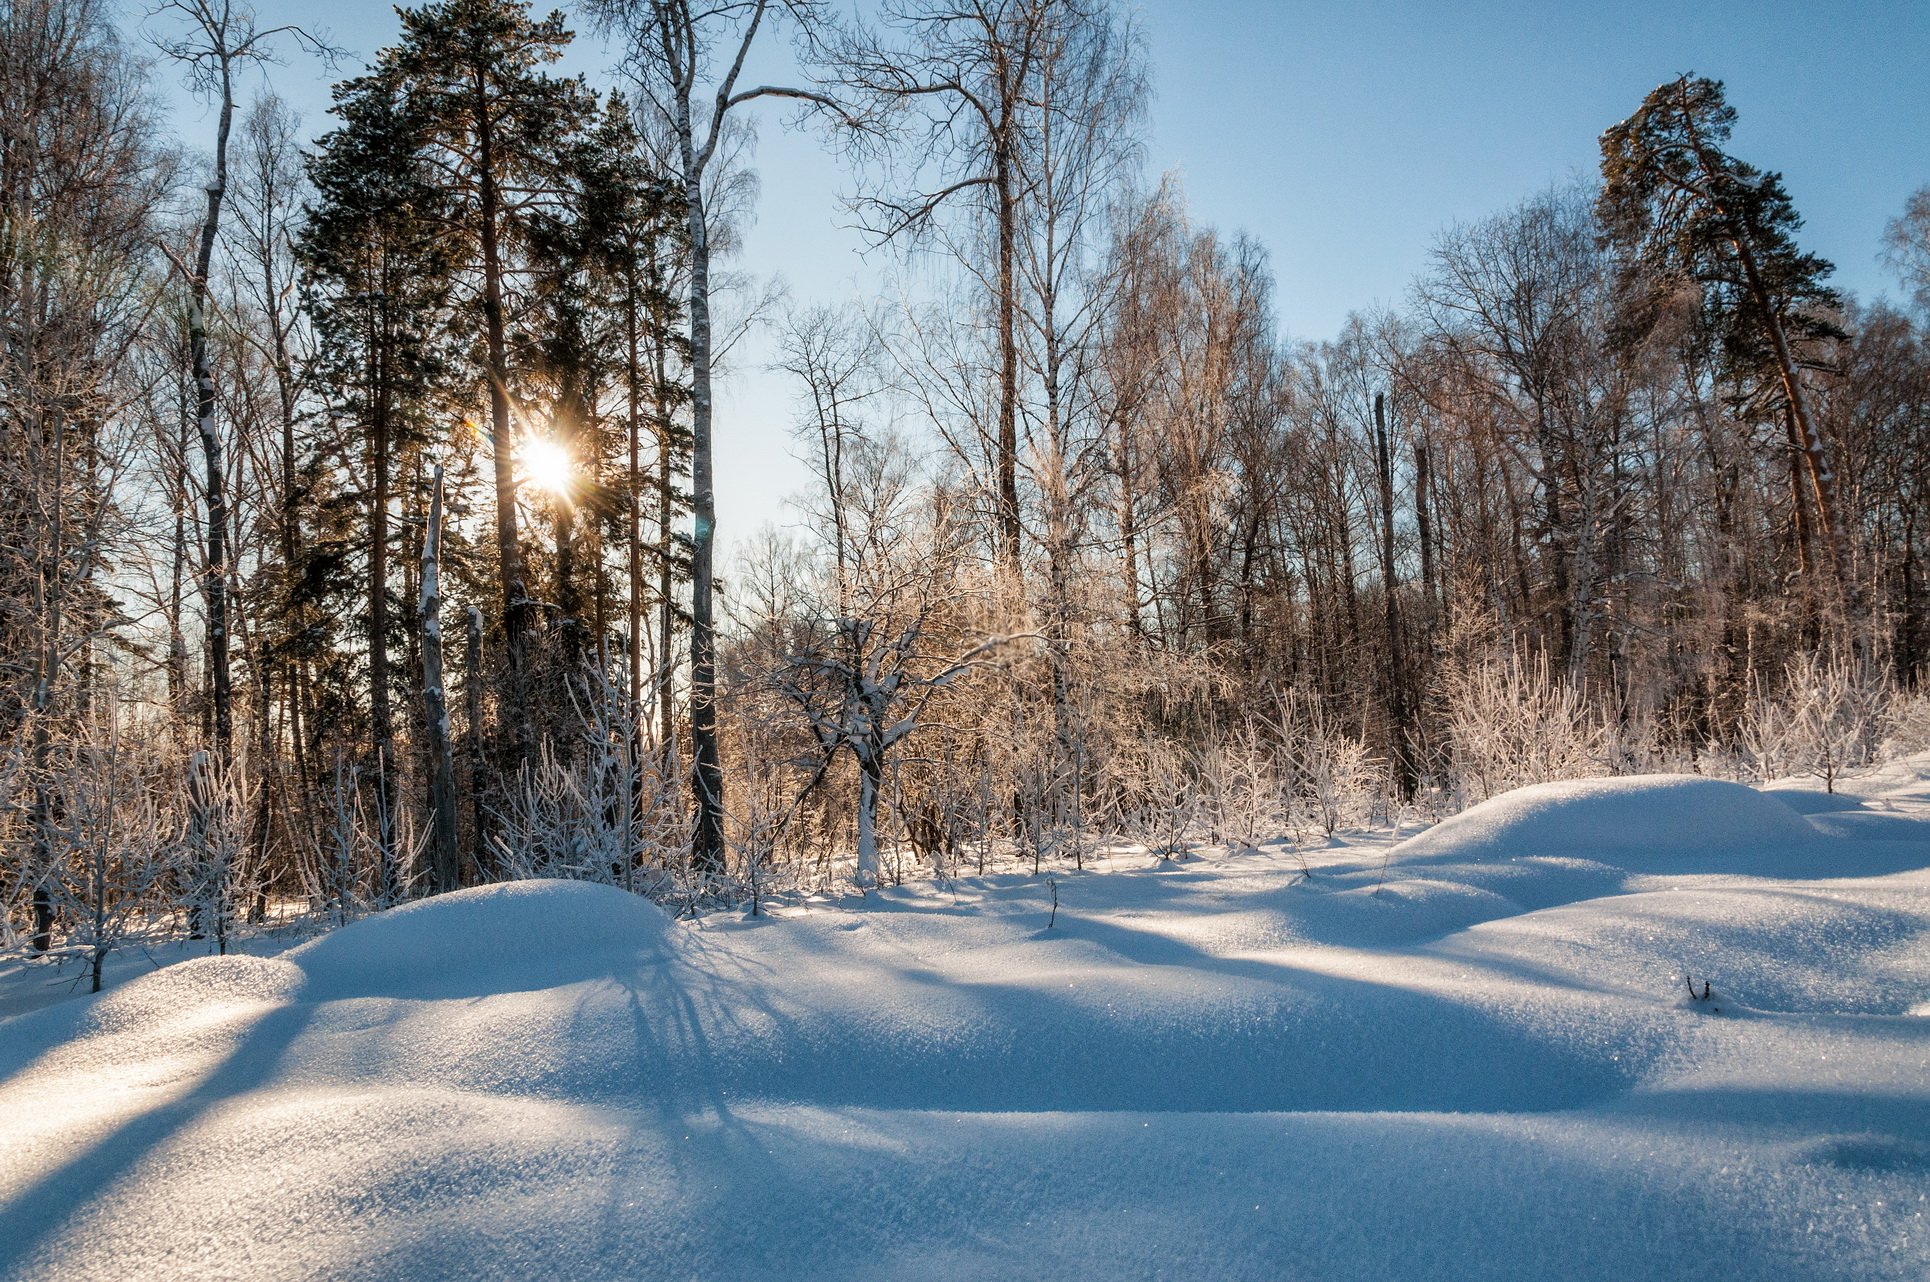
[6,0,1930,970]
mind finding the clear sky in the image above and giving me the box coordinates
[162,0,1930,562]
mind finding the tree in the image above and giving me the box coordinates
[1600,75,1848,598]
[840,0,1061,579]
[1415,186,1624,685]
[590,0,839,876]
[302,58,458,894]
[1,0,169,951]
[419,465,460,890]
[150,0,330,942]
[149,0,328,769]
[225,92,317,872]
[765,423,1006,886]
[519,96,679,685]
[381,0,599,770]
[1005,0,1143,810]
[1884,185,1930,317]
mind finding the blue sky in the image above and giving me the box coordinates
[164,0,1930,562]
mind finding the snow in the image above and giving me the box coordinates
[1391,773,1819,871]
[290,879,677,1000]
[3,771,1929,1280]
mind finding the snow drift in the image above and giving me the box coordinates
[1393,773,1826,873]
[289,879,675,999]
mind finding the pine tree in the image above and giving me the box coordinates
[595,99,693,760]
[1599,75,1848,596]
[380,0,599,772]
[523,99,685,705]
[301,62,459,894]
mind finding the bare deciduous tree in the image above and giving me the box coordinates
[591,0,842,875]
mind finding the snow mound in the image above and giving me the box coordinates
[0,954,307,1086]
[83,953,307,1034]
[290,879,675,999]
[7,798,1930,1281]
[1391,775,1818,873]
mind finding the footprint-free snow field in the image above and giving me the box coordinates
[3,772,1929,1280]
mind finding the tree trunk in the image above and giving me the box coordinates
[1374,394,1412,793]
[1115,412,1143,642]
[1414,433,1436,619]
[368,320,397,896]
[993,136,1022,581]
[464,604,488,878]
[1735,229,1850,603]
[855,745,883,887]
[625,282,644,721]
[474,66,530,773]
[679,97,725,876]
[190,65,235,767]
[420,466,461,893]
[169,392,190,712]
[654,346,677,766]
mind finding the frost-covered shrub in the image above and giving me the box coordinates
[37,717,181,990]
[1879,688,1930,760]
[1694,740,1755,783]
[1195,719,1294,850]
[490,670,687,898]
[1743,653,1891,793]
[308,755,422,923]
[174,749,262,954]
[1122,736,1204,859]
[1443,649,1608,803]
[1298,727,1382,836]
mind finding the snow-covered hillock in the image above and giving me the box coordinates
[1395,773,1879,875]
[290,879,676,1000]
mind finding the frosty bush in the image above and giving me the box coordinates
[34,713,179,991]
[1743,652,1891,793]
[1196,718,1294,851]
[490,669,686,898]
[176,749,261,956]
[1879,688,1930,761]
[1444,649,1608,804]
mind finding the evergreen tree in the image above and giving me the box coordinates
[1599,75,1849,595]
[301,63,459,894]
[380,0,599,771]
[523,99,685,692]
[593,98,693,756]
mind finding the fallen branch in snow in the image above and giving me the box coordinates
[1682,974,1722,1011]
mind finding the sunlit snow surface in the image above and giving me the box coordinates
[4,769,1930,1281]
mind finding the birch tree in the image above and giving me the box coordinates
[769,424,1007,886]
[1884,186,1930,317]
[224,92,315,863]
[150,0,327,768]
[839,0,1057,579]
[589,0,840,875]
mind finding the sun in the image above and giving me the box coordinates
[517,436,574,499]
